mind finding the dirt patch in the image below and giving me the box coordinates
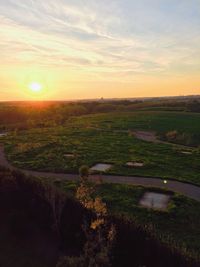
[0,132,8,137]
[133,131,195,150]
[139,192,171,210]
[126,162,144,167]
[132,131,159,143]
[90,163,113,172]
[181,151,192,155]
[64,153,75,158]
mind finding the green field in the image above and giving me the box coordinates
[2,110,200,260]
[72,111,200,134]
[4,111,200,184]
[56,180,200,259]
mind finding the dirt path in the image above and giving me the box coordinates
[132,130,194,150]
[133,131,160,142]
[0,146,200,201]
[74,128,193,149]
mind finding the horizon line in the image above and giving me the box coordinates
[0,94,200,103]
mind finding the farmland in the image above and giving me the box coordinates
[4,111,200,185]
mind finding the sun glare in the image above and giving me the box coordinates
[29,82,42,93]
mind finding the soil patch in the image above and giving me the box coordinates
[139,192,171,210]
[90,163,113,172]
[64,153,75,158]
[133,131,158,142]
[126,162,144,167]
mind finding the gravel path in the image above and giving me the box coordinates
[0,146,200,201]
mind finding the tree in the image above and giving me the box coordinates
[57,165,116,267]
[79,165,89,181]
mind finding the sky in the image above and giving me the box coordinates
[0,0,200,100]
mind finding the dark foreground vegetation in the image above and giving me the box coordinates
[1,166,200,267]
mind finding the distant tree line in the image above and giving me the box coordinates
[186,100,200,113]
[0,98,200,131]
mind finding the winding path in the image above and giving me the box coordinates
[0,146,200,201]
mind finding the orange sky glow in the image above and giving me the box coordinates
[0,1,199,101]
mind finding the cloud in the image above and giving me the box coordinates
[0,0,200,78]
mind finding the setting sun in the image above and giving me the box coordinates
[29,82,42,93]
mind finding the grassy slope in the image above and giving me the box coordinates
[70,111,200,134]
[59,180,200,258]
[4,111,200,184]
[9,128,198,178]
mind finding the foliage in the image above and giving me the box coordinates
[186,100,200,113]
[57,166,116,267]
[1,167,200,267]
[56,256,85,267]
[79,165,89,181]
[60,180,200,260]
[162,130,200,146]
[0,97,199,130]
[4,111,200,184]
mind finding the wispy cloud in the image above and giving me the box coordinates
[0,0,200,99]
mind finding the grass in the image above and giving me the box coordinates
[69,110,200,134]
[4,111,200,184]
[57,179,200,258]
[2,110,200,263]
